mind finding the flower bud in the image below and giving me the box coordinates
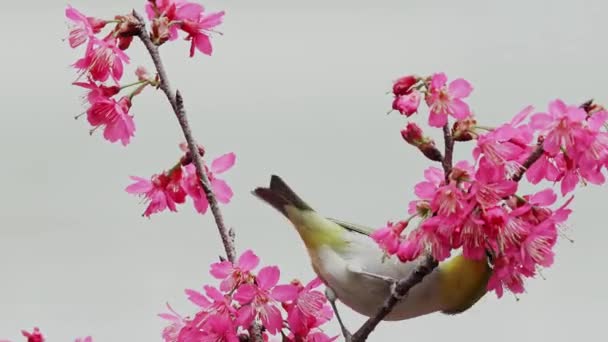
[452,117,477,141]
[136,66,151,82]
[392,91,421,117]
[401,122,424,145]
[151,17,171,45]
[115,14,141,37]
[87,17,107,33]
[117,36,133,50]
[392,75,418,96]
[401,123,443,162]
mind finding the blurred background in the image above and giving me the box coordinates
[1,0,607,341]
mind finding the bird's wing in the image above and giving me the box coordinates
[327,217,375,236]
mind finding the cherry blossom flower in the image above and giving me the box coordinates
[284,278,333,337]
[73,37,130,83]
[234,266,298,335]
[126,167,187,216]
[65,5,105,49]
[371,221,408,254]
[86,95,135,145]
[210,249,259,292]
[425,72,473,127]
[180,10,225,56]
[531,99,587,156]
[159,303,189,342]
[392,75,418,96]
[182,152,235,214]
[392,91,421,116]
[21,328,44,342]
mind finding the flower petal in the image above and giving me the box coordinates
[211,153,236,174]
[234,284,257,304]
[210,261,233,279]
[211,178,234,204]
[271,284,299,302]
[257,266,280,290]
[448,78,473,98]
[237,250,260,272]
[449,99,470,119]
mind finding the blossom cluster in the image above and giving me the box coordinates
[379,72,608,297]
[126,144,235,217]
[1,327,91,342]
[65,1,223,146]
[160,250,336,342]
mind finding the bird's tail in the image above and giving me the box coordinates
[253,175,313,216]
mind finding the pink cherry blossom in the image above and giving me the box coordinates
[531,99,587,155]
[392,75,418,96]
[73,79,120,104]
[470,157,518,208]
[21,328,44,342]
[65,5,105,49]
[74,37,130,83]
[86,95,135,145]
[285,278,333,337]
[392,91,421,116]
[234,266,297,335]
[182,152,235,214]
[370,221,407,254]
[398,216,452,262]
[159,303,188,342]
[178,314,239,342]
[180,10,225,56]
[126,167,187,216]
[525,151,560,184]
[408,166,445,216]
[425,72,473,127]
[210,249,259,292]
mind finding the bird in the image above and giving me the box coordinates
[253,174,492,324]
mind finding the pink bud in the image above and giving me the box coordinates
[392,91,421,117]
[151,17,171,45]
[397,239,421,262]
[401,122,424,145]
[392,75,418,96]
[117,36,133,50]
[452,117,477,141]
[135,66,150,81]
[87,17,107,33]
[114,14,140,38]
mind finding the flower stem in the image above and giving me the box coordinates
[133,11,237,264]
[120,79,147,90]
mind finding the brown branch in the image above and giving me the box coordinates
[350,122,452,341]
[511,143,544,182]
[350,255,438,342]
[132,10,237,263]
[441,123,454,177]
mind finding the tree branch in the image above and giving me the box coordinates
[511,143,544,182]
[350,255,438,342]
[350,123,452,341]
[133,10,237,263]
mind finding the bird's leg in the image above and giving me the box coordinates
[325,287,352,342]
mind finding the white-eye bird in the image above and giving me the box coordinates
[253,175,492,322]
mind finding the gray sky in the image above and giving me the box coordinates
[1,0,607,341]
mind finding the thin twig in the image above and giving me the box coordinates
[350,255,438,342]
[441,123,454,177]
[133,10,236,263]
[511,143,544,182]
